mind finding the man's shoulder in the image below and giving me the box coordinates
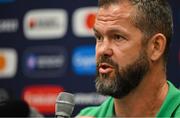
[77,97,114,117]
[77,105,101,117]
[172,104,180,116]
[169,81,180,102]
[157,81,180,117]
[162,82,180,117]
[172,86,180,116]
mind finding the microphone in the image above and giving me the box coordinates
[55,92,75,118]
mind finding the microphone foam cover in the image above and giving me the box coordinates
[55,92,75,117]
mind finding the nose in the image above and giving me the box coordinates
[96,39,113,57]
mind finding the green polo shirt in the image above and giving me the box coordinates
[77,81,180,117]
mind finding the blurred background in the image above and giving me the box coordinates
[0,0,179,117]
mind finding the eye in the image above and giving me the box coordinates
[113,34,126,41]
[95,34,103,42]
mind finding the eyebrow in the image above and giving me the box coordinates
[93,27,127,36]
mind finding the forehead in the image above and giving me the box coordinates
[96,1,135,22]
[94,2,136,34]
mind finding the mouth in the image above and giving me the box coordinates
[98,63,113,74]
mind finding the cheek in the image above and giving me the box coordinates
[117,41,142,64]
[113,48,139,67]
[95,44,101,59]
[95,47,99,62]
[95,54,98,63]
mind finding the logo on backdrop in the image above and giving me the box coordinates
[0,19,18,33]
[0,48,17,78]
[23,9,68,40]
[22,46,67,78]
[72,7,97,37]
[22,85,64,114]
[72,45,95,75]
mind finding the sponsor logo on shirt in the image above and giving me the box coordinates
[23,9,68,40]
[22,46,67,78]
[74,93,107,105]
[0,19,18,33]
[72,7,97,37]
[0,48,17,78]
[22,85,64,114]
[72,46,95,75]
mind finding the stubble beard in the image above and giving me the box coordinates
[95,50,150,99]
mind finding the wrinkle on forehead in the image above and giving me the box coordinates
[94,2,136,36]
[96,2,134,23]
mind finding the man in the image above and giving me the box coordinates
[77,0,180,117]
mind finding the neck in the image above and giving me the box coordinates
[114,64,169,117]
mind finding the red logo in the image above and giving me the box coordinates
[22,85,64,114]
[0,55,6,71]
[72,7,98,37]
[28,18,36,29]
[85,13,96,30]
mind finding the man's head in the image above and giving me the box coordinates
[98,0,173,63]
[94,0,173,98]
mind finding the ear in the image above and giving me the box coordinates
[148,33,166,61]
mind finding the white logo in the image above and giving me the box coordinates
[74,93,107,105]
[0,48,17,78]
[0,19,18,33]
[72,7,98,37]
[23,9,68,40]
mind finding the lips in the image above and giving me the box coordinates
[98,63,113,74]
